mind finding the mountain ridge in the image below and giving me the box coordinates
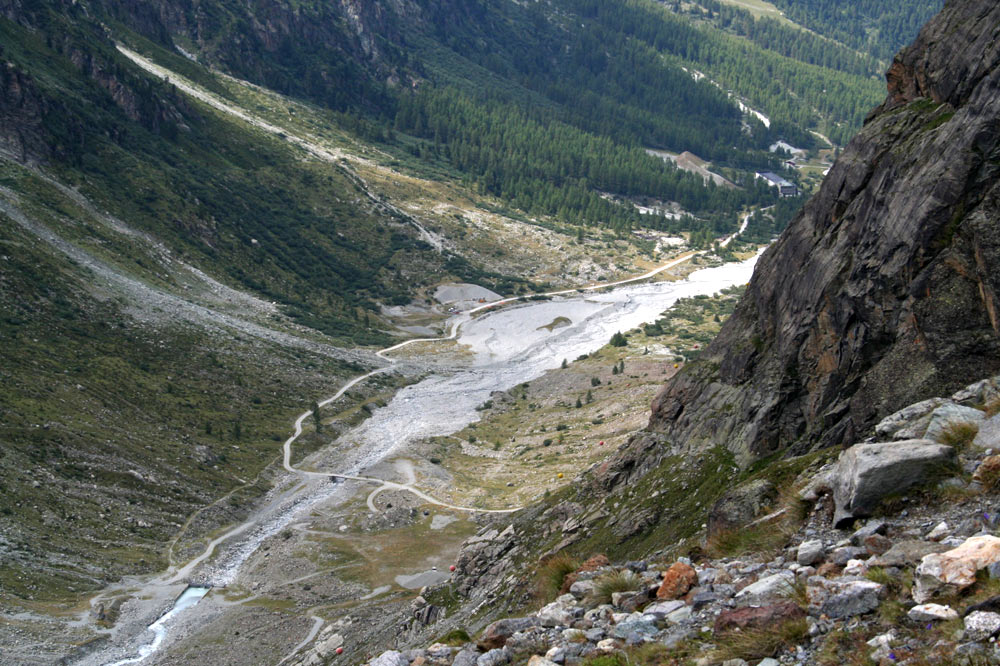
[623,0,1000,469]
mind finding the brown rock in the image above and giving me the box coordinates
[864,534,894,556]
[657,562,697,600]
[714,601,805,633]
[974,456,1000,489]
[578,554,610,572]
[816,563,843,578]
[915,536,1000,602]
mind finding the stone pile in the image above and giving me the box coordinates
[353,378,1000,665]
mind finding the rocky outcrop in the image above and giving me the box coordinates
[406,375,1000,664]
[393,489,1000,665]
[0,4,193,164]
[706,479,777,538]
[92,0,422,110]
[831,440,956,526]
[608,0,1000,475]
[0,61,51,163]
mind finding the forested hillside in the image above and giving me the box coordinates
[86,0,922,237]
[766,0,945,61]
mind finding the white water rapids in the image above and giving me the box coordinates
[104,587,210,666]
[87,251,760,666]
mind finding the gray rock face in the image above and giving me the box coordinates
[818,581,883,619]
[455,525,519,597]
[371,651,409,666]
[964,611,1000,641]
[645,600,685,617]
[951,377,1000,405]
[706,479,777,538]
[537,596,580,627]
[569,579,595,599]
[974,414,1000,450]
[733,571,795,607]
[832,440,956,526]
[453,649,480,666]
[850,520,887,545]
[477,649,512,666]
[874,539,950,567]
[797,540,825,566]
[923,404,986,442]
[612,619,657,639]
[877,399,946,439]
[593,0,1000,481]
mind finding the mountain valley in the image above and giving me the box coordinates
[8,1,1000,665]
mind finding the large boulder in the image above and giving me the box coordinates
[832,440,956,526]
[915,536,1000,602]
[657,562,697,600]
[923,403,985,441]
[478,617,539,650]
[733,571,795,607]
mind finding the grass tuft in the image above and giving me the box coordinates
[938,421,980,449]
[591,569,643,606]
[706,520,793,558]
[780,576,811,610]
[711,617,809,662]
[985,397,1000,419]
[536,553,581,601]
[814,628,874,666]
[705,481,809,558]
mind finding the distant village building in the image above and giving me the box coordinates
[755,171,800,197]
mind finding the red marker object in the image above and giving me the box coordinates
[450,565,456,572]
[336,647,343,655]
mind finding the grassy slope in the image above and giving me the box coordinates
[0,13,435,606]
[0,171,386,601]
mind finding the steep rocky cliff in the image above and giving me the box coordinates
[605,0,1000,483]
[422,3,1000,648]
[91,0,422,111]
